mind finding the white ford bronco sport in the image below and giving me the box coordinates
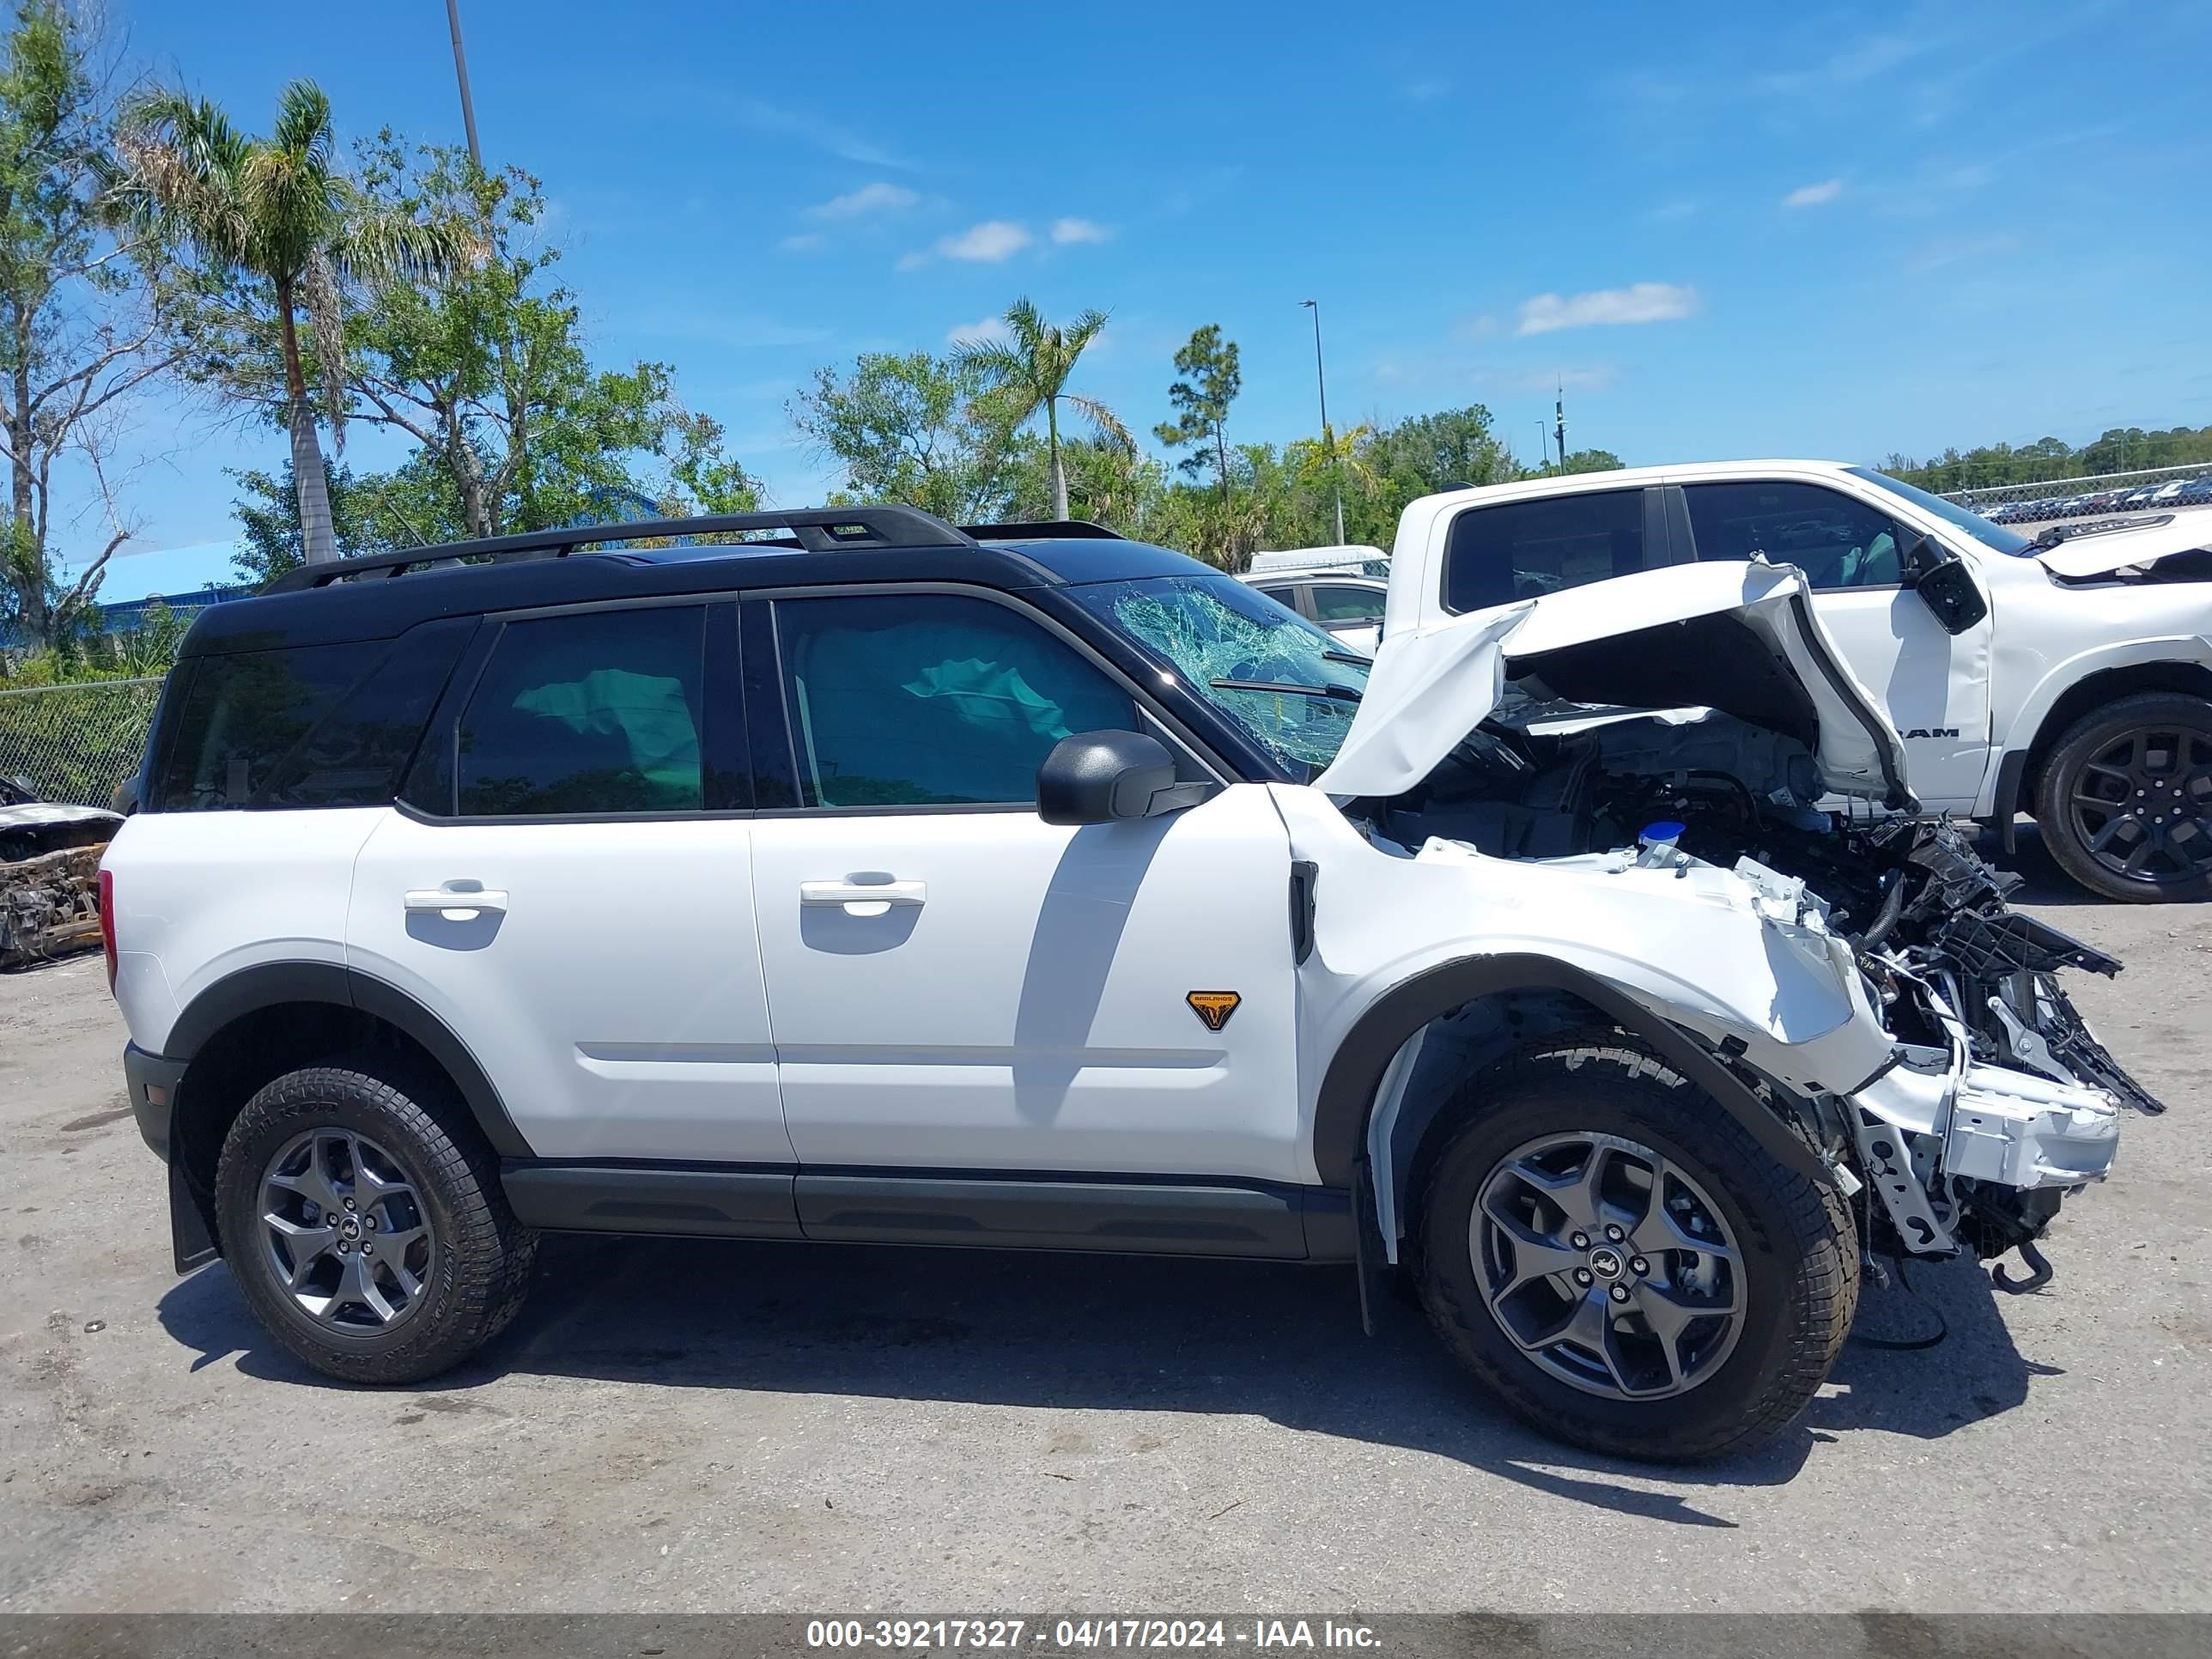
[102,506,2159,1462]
[1402,461,2212,902]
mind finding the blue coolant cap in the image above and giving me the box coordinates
[1639,820,1686,844]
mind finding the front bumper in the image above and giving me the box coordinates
[123,1041,187,1163]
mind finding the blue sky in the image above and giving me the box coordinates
[73,0,2212,591]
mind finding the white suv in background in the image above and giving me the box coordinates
[1243,545,1390,653]
[1389,462,2212,902]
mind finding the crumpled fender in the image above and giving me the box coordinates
[1269,786,1895,1187]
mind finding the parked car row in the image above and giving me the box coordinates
[1979,474,2212,524]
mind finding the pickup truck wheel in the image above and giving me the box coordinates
[2034,693,2212,902]
[1413,1043,1856,1463]
[214,1059,537,1385]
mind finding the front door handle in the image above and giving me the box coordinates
[799,879,927,916]
[404,885,509,918]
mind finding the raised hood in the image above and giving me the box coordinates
[1315,560,1911,805]
[2031,514,2212,580]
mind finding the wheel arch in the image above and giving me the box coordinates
[2004,656,2212,826]
[163,963,532,1245]
[1314,955,1831,1254]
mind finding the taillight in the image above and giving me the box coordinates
[98,867,118,994]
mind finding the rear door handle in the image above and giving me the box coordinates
[404,886,508,918]
[799,879,927,916]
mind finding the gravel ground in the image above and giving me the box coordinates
[2,826,2207,1614]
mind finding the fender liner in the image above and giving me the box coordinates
[1310,953,1831,1191]
[162,961,533,1158]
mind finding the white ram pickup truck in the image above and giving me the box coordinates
[1385,462,2212,901]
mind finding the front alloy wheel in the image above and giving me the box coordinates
[1415,1043,1856,1462]
[1474,1131,1744,1401]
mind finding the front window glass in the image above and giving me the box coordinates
[772,592,1136,807]
[1683,481,1905,589]
[1073,571,1368,781]
[1846,466,2034,556]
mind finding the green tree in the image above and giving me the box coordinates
[1153,323,1241,509]
[954,298,1127,520]
[343,139,749,539]
[112,82,476,564]
[789,349,1027,522]
[0,2,190,648]
[1553,447,1623,476]
[228,456,438,583]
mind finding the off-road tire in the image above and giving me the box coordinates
[2033,692,2212,903]
[215,1057,537,1384]
[1412,1042,1856,1462]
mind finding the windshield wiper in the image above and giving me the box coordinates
[1322,648,1371,666]
[1210,677,1363,704]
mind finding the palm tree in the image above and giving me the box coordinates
[112,82,475,563]
[956,298,1129,520]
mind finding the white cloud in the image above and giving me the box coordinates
[731,99,911,169]
[1049,216,1111,246]
[776,232,825,255]
[1404,77,1450,104]
[1906,233,2021,273]
[1648,199,1700,222]
[947,314,1012,347]
[900,220,1032,269]
[1782,178,1844,209]
[1515,282,1699,337]
[805,181,920,221]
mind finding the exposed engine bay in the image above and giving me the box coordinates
[1363,659,2163,1269]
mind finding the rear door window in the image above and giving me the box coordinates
[1443,489,1648,612]
[455,605,707,816]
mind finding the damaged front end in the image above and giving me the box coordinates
[1316,561,2159,1275]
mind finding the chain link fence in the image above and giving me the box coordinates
[0,678,166,807]
[1942,461,2212,523]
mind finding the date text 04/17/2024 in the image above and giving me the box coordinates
[803,1620,1383,1650]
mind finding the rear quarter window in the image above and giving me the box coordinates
[152,641,398,811]
[1443,489,1648,612]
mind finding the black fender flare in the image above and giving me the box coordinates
[1310,953,1831,1191]
[162,961,533,1158]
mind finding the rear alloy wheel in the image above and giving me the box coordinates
[1415,1043,1856,1462]
[216,1059,536,1384]
[2035,693,2212,902]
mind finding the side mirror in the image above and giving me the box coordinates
[1900,535,1988,635]
[1037,730,1206,825]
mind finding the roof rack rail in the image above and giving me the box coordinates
[264,506,978,592]
[960,519,1126,541]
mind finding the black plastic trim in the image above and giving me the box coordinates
[1310,953,1831,1190]
[495,1160,1347,1260]
[161,962,534,1159]
[504,1164,801,1237]
[794,1173,1311,1257]
[124,1042,187,1163]
[1289,860,1318,964]
[1991,748,2029,854]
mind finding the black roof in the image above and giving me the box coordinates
[186,507,1208,655]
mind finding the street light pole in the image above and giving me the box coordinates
[1299,300,1345,545]
[445,0,483,167]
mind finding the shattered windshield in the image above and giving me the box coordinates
[1073,572,1370,781]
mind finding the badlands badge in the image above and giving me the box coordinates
[1185,991,1241,1032]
